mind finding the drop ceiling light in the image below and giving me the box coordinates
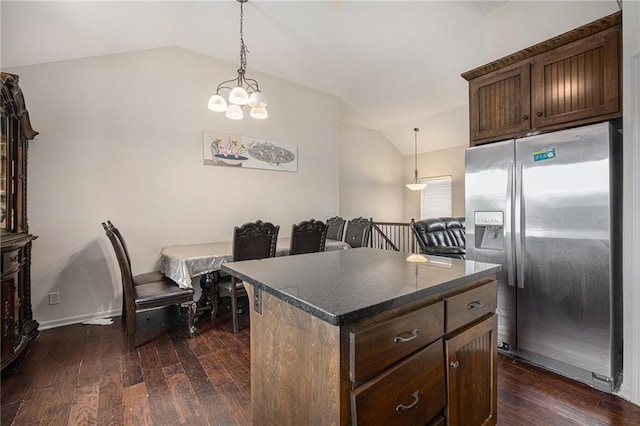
[406,128,427,191]
[207,0,267,120]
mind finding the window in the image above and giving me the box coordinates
[420,175,452,219]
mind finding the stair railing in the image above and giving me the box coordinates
[369,219,418,253]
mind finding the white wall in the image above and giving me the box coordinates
[381,106,469,155]
[339,123,404,222]
[10,47,341,328]
[483,1,620,63]
[621,0,640,407]
[403,145,466,221]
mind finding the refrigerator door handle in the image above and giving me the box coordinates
[505,162,515,287]
[514,161,525,289]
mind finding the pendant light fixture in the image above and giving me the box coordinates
[207,0,268,120]
[406,128,427,191]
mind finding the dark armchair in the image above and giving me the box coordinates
[412,217,466,259]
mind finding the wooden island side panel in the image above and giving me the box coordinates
[247,286,344,425]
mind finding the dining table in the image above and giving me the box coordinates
[158,237,351,318]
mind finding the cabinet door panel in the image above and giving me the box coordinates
[469,64,531,144]
[445,314,497,426]
[532,26,619,128]
[1,277,16,358]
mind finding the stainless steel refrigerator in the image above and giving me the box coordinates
[465,121,622,392]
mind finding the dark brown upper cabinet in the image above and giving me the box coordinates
[531,25,620,129]
[469,63,531,143]
[463,12,621,146]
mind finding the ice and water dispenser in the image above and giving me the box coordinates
[474,211,504,250]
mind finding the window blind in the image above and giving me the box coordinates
[420,176,452,220]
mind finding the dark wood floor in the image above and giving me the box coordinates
[2,307,639,426]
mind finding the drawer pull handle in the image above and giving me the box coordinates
[395,390,420,412]
[450,361,460,369]
[393,329,418,343]
[468,300,484,309]
[9,255,18,263]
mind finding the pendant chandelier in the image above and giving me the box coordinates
[207,0,267,120]
[406,128,427,191]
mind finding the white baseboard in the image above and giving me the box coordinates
[38,309,122,330]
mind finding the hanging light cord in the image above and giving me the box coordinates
[414,128,420,182]
[215,0,260,94]
[239,0,248,73]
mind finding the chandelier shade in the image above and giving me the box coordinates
[406,128,427,191]
[249,91,267,108]
[207,0,268,120]
[207,94,227,112]
[250,107,268,119]
[225,104,244,120]
[229,86,250,105]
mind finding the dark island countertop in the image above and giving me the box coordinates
[221,248,501,326]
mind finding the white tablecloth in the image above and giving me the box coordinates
[158,238,351,289]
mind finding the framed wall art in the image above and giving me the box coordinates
[203,131,297,172]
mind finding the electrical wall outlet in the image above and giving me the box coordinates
[49,292,60,305]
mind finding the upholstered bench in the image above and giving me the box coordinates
[412,217,466,259]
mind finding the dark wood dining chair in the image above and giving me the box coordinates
[103,223,196,350]
[216,220,280,333]
[289,219,327,255]
[325,216,346,241]
[344,217,371,248]
[104,221,166,321]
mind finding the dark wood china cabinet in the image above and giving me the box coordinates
[1,72,39,371]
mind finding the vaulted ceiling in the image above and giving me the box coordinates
[1,1,617,155]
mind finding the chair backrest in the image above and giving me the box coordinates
[325,216,346,241]
[106,220,133,275]
[289,219,327,255]
[413,217,466,249]
[232,220,280,262]
[344,217,371,248]
[102,223,136,304]
[442,217,466,247]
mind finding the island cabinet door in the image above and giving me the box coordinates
[445,314,497,426]
[350,339,446,426]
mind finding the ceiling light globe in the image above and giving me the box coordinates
[225,104,244,120]
[248,91,268,108]
[208,94,227,112]
[406,183,427,191]
[229,87,249,105]
[250,107,268,119]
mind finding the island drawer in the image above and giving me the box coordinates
[349,301,444,384]
[444,280,497,333]
[350,339,446,426]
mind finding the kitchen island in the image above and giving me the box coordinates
[221,248,501,426]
